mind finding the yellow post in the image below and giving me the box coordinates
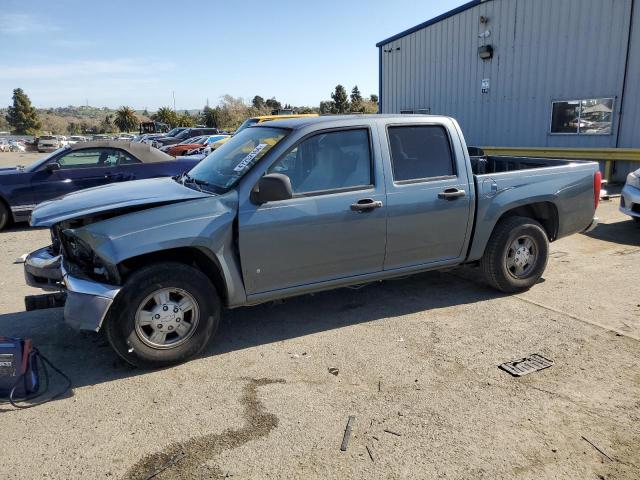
[604,160,613,183]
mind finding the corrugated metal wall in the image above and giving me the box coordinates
[380,0,637,153]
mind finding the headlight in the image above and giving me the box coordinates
[626,171,640,189]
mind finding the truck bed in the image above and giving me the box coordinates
[469,148,580,175]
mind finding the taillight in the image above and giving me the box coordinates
[593,170,602,210]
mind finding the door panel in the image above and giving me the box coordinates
[382,124,472,269]
[238,127,387,295]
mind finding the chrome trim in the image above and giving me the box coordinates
[11,204,37,212]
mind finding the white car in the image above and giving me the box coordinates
[620,167,640,224]
[0,138,9,152]
[116,133,136,141]
[38,135,67,152]
[67,135,87,144]
[9,140,26,152]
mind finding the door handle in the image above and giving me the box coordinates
[350,198,383,212]
[438,188,466,200]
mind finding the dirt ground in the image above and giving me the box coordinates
[0,163,638,479]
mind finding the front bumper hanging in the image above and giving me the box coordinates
[24,247,121,332]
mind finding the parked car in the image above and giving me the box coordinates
[9,140,26,153]
[141,127,188,145]
[152,127,220,148]
[116,133,136,141]
[620,167,640,224]
[210,114,319,151]
[0,141,201,230]
[38,135,67,152]
[0,139,10,152]
[161,135,230,157]
[23,115,600,368]
[67,136,88,144]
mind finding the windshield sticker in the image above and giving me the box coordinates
[234,143,268,172]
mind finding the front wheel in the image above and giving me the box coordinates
[0,202,9,231]
[480,216,549,293]
[105,262,221,368]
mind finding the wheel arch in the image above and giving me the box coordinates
[495,201,559,241]
[117,247,230,306]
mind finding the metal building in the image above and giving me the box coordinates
[377,0,639,181]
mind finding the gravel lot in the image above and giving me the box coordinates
[0,152,639,479]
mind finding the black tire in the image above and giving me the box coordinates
[0,202,9,231]
[480,216,549,293]
[105,262,221,368]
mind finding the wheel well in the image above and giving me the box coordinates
[497,202,559,240]
[0,195,12,223]
[118,247,228,304]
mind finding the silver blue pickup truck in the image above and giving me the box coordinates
[23,115,601,367]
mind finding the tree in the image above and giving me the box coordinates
[177,112,196,127]
[6,88,41,134]
[265,97,282,111]
[99,114,115,133]
[252,95,265,109]
[153,107,178,128]
[114,106,139,132]
[369,94,378,104]
[67,122,82,134]
[319,100,336,114]
[331,85,349,113]
[350,85,363,112]
[200,106,218,128]
[142,108,149,117]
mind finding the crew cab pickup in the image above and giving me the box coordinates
[23,115,601,368]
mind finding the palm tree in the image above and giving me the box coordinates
[114,106,139,133]
[153,107,178,128]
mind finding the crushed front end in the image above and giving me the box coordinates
[24,218,122,332]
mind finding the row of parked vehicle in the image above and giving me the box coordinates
[37,134,137,152]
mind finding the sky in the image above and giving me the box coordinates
[0,0,466,110]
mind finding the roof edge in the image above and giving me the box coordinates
[376,0,485,47]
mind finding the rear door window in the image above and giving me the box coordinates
[387,126,455,182]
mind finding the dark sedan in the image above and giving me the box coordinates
[0,141,200,230]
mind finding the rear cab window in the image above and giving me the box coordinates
[387,125,455,182]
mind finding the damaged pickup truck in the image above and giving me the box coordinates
[24,115,601,368]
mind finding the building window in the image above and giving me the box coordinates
[550,98,614,135]
[400,108,431,114]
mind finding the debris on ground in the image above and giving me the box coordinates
[383,429,401,437]
[340,416,356,452]
[366,445,375,462]
[499,354,554,377]
[328,367,339,376]
[581,436,614,462]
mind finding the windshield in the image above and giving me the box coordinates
[235,118,259,135]
[179,135,204,145]
[187,126,287,191]
[175,130,195,140]
[165,128,183,137]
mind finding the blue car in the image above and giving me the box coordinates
[0,141,200,230]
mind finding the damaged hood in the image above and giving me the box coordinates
[30,177,212,226]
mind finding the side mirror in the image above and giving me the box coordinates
[252,173,293,204]
[45,162,61,172]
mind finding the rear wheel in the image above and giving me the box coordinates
[105,262,221,368]
[480,216,549,293]
[0,202,9,231]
